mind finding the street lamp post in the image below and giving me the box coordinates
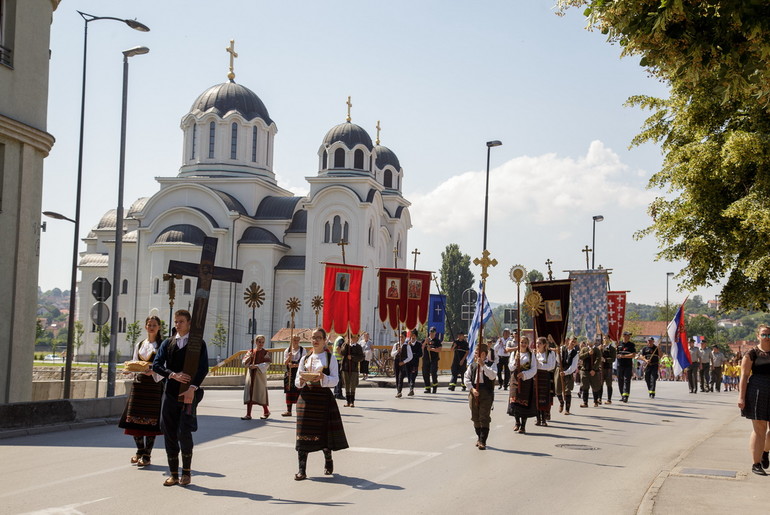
[592,215,604,269]
[60,12,149,400]
[666,272,674,354]
[107,46,150,397]
[482,140,502,250]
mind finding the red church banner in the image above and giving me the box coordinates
[378,268,432,330]
[607,291,627,342]
[323,263,364,336]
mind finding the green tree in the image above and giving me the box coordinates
[97,324,111,353]
[125,321,142,357]
[211,316,228,353]
[557,1,770,310]
[686,316,716,342]
[74,321,85,357]
[439,244,475,334]
[35,319,46,342]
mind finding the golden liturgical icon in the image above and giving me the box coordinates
[509,265,526,285]
[243,282,265,309]
[524,291,545,317]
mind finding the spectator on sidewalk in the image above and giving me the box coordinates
[738,324,770,476]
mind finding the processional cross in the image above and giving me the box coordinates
[581,245,592,270]
[167,237,243,400]
[411,248,420,270]
[337,238,348,264]
[545,259,553,280]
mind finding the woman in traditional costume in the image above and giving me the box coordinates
[294,328,349,480]
[534,337,556,427]
[242,335,271,420]
[119,315,164,467]
[508,336,538,434]
[282,335,306,416]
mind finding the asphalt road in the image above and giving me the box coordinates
[0,379,738,514]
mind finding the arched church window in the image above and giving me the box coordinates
[230,123,238,159]
[191,124,197,159]
[396,175,400,190]
[368,221,373,246]
[384,170,392,188]
[121,279,128,295]
[322,150,328,170]
[334,148,345,168]
[324,221,331,243]
[184,279,191,295]
[343,222,349,242]
[331,215,342,243]
[251,127,258,162]
[153,278,159,295]
[354,149,364,169]
[208,122,215,158]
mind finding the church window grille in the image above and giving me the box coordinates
[0,0,15,68]
[153,278,159,295]
[324,221,330,243]
[184,279,191,295]
[397,175,400,190]
[208,122,215,158]
[331,216,342,243]
[369,155,372,172]
[121,279,128,295]
[343,222,349,242]
[384,170,392,188]
[334,148,345,168]
[354,149,364,169]
[251,127,258,162]
[191,124,197,159]
[322,150,327,170]
[230,123,238,159]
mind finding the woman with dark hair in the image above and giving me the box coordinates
[739,324,770,475]
[282,335,306,416]
[119,315,164,467]
[294,328,349,480]
[508,336,538,434]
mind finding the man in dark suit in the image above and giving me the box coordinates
[153,309,208,487]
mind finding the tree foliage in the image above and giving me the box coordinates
[439,243,475,334]
[211,316,228,351]
[558,0,770,310]
[126,321,142,356]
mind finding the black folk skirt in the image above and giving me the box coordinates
[118,374,163,436]
[742,374,770,421]
[295,386,349,452]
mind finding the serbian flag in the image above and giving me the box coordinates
[606,291,627,342]
[378,268,432,329]
[323,263,364,335]
[667,299,691,376]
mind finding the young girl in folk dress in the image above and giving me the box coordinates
[282,335,306,416]
[508,336,539,434]
[242,335,271,420]
[294,328,349,480]
[119,315,164,467]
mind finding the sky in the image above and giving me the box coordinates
[39,0,721,309]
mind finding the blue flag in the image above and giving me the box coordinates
[428,294,446,339]
[467,282,492,364]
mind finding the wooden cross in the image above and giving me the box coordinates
[375,120,381,145]
[226,39,238,81]
[337,238,348,264]
[393,245,399,267]
[473,249,498,282]
[167,237,243,399]
[582,245,592,270]
[545,259,553,280]
[411,248,420,270]
[346,95,352,122]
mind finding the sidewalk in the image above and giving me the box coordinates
[639,409,765,514]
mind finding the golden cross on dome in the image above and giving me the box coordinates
[376,120,381,145]
[226,39,238,81]
[473,249,498,282]
[346,96,352,122]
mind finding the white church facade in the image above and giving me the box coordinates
[77,71,411,359]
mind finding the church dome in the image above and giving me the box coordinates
[322,122,373,150]
[190,81,274,125]
[374,145,401,171]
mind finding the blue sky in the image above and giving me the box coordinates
[39,0,721,308]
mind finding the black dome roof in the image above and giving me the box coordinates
[322,122,373,150]
[374,145,401,171]
[190,81,273,125]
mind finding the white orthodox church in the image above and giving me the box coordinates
[76,63,411,358]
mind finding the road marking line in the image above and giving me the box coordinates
[19,497,111,514]
[227,440,440,457]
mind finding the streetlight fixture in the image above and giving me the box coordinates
[666,272,675,354]
[107,45,150,397]
[592,215,604,269]
[61,12,149,400]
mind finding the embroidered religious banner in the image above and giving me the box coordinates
[378,268,432,330]
[566,270,609,338]
[529,280,571,345]
[606,291,628,342]
[322,263,364,335]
